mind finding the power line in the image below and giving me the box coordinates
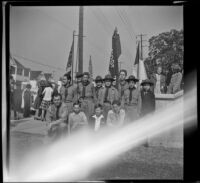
[136,34,148,60]
[120,8,137,37]
[91,7,135,63]
[115,8,135,43]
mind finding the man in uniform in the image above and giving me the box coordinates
[94,76,104,104]
[122,75,141,123]
[73,72,83,103]
[46,93,68,139]
[59,73,75,113]
[118,69,129,100]
[78,72,96,119]
[98,74,119,119]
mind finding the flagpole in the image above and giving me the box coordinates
[72,30,75,85]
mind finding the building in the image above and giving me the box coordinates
[10,55,31,88]
[30,71,53,82]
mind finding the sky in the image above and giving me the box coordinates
[10,6,183,81]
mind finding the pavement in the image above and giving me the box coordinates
[9,117,183,180]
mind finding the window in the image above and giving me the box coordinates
[10,66,16,74]
[17,68,23,75]
[24,69,29,77]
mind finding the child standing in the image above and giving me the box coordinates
[140,79,156,116]
[140,79,156,147]
[34,80,46,120]
[40,81,53,121]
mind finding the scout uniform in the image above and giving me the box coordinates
[78,72,96,119]
[94,76,104,104]
[98,75,119,119]
[60,84,75,113]
[73,72,83,102]
[122,75,141,122]
[140,79,156,116]
[118,80,129,99]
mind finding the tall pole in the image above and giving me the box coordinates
[78,6,84,73]
[136,34,148,60]
[72,30,75,85]
[140,35,143,60]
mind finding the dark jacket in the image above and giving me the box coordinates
[140,89,156,116]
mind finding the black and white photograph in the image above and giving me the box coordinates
[2,2,198,182]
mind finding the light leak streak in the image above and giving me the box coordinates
[6,86,196,182]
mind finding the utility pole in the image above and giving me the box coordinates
[136,34,148,60]
[78,6,84,73]
[88,55,93,80]
[118,61,124,70]
[72,31,79,84]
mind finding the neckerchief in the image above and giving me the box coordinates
[129,87,134,103]
[104,85,111,102]
[82,81,90,98]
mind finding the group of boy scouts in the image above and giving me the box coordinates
[46,69,157,141]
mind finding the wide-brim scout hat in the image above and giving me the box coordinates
[103,74,115,82]
[141,79,154,86]
[82,72,90,77]
[75,72,83,78]
[95,76,103,82]
[125,75,139,82]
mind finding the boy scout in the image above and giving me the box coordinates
[98,74,119,119]
[122,75,141,122]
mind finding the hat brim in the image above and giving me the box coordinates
[95,79,103,82]
[103,78,115,82]
[141,81,154,86]
[126,78,139,82]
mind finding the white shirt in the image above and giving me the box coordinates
[42,87,53,101]
[93,114,104,131]
[107,109,125,127]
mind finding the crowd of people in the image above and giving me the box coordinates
[9,63,183,144]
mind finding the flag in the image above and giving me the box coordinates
[133,42,147,83]
[134,43,140,65]
[66,39,74,75]
[109,27,121,80]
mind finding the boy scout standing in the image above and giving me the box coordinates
[73,72,83,103]
[94,76,104,104]
[59,73,75,113]
[98,74,119,119]
[118,69,129,100]
[122,75,141,123]
[78,72,96,120]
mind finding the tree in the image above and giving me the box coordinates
[145,29,183,76]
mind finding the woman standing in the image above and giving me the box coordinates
[23,84,32,118]
[33,80,46,120]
